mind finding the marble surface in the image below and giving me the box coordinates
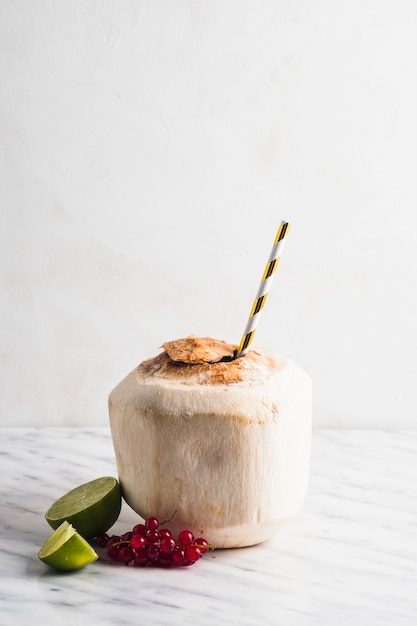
[0,428,416,626]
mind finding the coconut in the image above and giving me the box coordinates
[108,336,312,548]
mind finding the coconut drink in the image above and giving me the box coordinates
[109,221,311,548]
[108,336,312,548]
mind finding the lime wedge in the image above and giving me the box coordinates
[45,476,121,539]
[38,521,98,571]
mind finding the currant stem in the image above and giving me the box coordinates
[159,509,178,526]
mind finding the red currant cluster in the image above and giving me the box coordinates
[95,516,211,567]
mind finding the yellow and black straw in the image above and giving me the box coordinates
[235,220,291,358]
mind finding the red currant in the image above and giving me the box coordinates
[95,533,109,548]
[172,547,185,565]
[145,516,159,530]
[130,534,146,550]
[158,551,173,567]
[185,545,201,563]
[133,548,148,566]
[160,536,176,554]
[106,542,122,560]
[146,545,160,561]
[194,538,209,554]
[178,530,194,546]
[106,535,121,547]
[94,515,211,568]
[132,524,147,536]
[118,546,134,564]
[146,529,160,544]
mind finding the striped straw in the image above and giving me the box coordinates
[235,220,291,359]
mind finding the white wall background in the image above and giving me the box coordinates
[1,0,416,428]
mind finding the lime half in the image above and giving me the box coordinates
[45,476,122,539]
[38,521,98,571]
